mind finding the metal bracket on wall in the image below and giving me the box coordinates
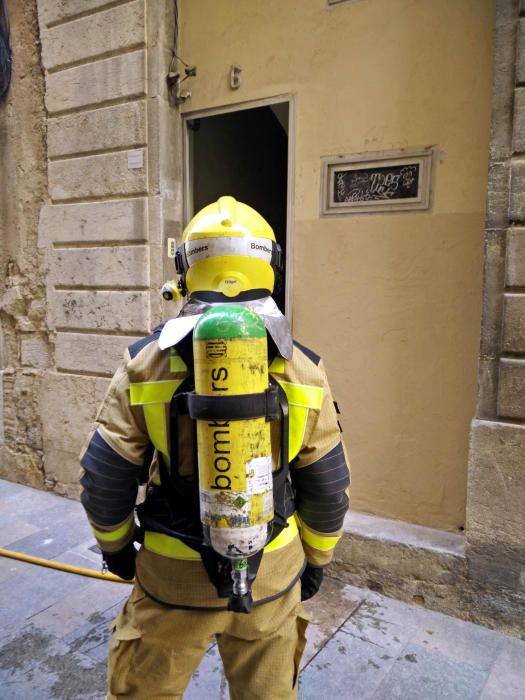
[167,53,197,105]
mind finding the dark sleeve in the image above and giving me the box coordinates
[79,360,150,552]
[290,359,351,566]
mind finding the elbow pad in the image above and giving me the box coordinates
[291,441,350,533]
[80,430,142,525]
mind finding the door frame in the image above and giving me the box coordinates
[181,94,295,320]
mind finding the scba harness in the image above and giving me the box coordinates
[137,336,296,613]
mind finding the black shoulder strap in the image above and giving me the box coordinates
[165,374,200,508]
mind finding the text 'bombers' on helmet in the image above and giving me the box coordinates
[176,196,282,299]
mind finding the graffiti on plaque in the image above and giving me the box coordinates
[334,164,420,204]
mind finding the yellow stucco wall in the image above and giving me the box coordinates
[178,0,495,530]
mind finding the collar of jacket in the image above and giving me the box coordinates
[158,296,293,360]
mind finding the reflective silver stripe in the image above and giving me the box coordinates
[185,236,274,265]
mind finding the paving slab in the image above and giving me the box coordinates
[0,481,65,520]
[342,597,415,652]
[411,606,504,671]
[63,599,126,665]
[0,623,107,700]
[301,575,363,667]
[481,637,525,700]
[1,479,525,700]
[0,565,94,640]
[300,589,525,700]
[0,553,34,583]
[6,513,92,559]
[19,495,84,530]
[299,625,405,700]
[0,520,40,546]
[30,579,129,638]
[372,642,489,700]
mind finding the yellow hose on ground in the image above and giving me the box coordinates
[0,548,132,584]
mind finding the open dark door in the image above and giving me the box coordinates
[186,102,289,313]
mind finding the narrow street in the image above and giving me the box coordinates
[0,479,523,700]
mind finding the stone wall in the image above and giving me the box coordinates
[0,0,49,488]
[330,0,525,635]
[466,0,525,600]
[27,0,178,496]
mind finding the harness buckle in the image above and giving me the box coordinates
[175,247,186,275]
[265,384,280,422]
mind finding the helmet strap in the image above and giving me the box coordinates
[174,245,188,297]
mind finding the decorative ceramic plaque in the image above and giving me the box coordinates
[321,148,433,215]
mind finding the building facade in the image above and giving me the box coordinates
[0,0,523,632]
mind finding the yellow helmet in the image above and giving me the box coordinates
[175,196,282,300]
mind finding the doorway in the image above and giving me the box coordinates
[183,99,293,315]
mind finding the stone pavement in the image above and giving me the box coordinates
[0,479,524,700]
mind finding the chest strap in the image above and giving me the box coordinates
[175,384,280,422]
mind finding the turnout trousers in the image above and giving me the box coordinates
[107,581,310,700]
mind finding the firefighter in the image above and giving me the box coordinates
[79,196,350,699]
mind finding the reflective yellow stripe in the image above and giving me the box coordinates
[269,356,285,374]
[131,379,186,459]
[143,404,169,458]
[273,380,324,460]
[278,381,324,409]
[144,516,299,561]
[144,531,200,560]
[129,379,184,406]
[135,374,322,489]
[288,405,308,461]
[92,515,134,543]
[297,516,341,551]
[170,351,188,373]
[264,515,299,552]
[132,376,321,463]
